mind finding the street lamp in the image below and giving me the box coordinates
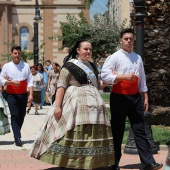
[33,0,42,66]
[124,0,158,155]
[133,0,146,59]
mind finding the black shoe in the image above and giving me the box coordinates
[144,162,163,170]
[111,165,120,170]
[44,102,50,106]
[26,108,31,114]
[14,138,23,147]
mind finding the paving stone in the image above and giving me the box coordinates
[0,104,167,170]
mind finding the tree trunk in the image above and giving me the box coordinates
[130,0,170,125]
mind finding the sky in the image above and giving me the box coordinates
[90,0,108,19]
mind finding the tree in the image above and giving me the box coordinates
[1,42,46,63]
[55,12,125,64]
[85,0,94,9]
[1,42,34,62]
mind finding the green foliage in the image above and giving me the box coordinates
[85,0,94,9]
[54,12,125,64]
[1,42,46,63]
[1,42,15,62]
[57,12,88,50]
[101,93,110,103]
[106,107,170,145]
[152,125,170,145]
[1,42,34,62]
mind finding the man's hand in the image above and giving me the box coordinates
[28,94,33,103]
[125,73,136,81]
[12,80,20,86]
[144,98,149,112]
[114,72,136,83]
[141,92,149,112]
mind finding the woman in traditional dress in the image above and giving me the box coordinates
[0,85,10,135]
[30,40,115,169]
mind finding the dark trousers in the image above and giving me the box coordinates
[52,90,56,104]
[6,93,28,139]
[110,92,155,168]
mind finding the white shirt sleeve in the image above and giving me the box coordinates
[101,54,117,84]
[138,59,148,92]
[26,65,33,88]
[0,65,8,86]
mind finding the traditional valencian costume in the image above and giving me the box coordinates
[30,59,115,169]
[0,61,33,144]
[101,49,158,169]
[0,93,10,135]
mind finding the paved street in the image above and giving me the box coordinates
[0,104,168,170]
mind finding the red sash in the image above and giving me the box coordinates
[112,77,138,95]
[7,80,27,94]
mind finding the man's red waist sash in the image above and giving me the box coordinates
[7,79,27,94]
[112,77,138,95]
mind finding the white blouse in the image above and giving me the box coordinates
[101,49,148,92]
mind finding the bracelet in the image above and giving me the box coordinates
[55,106,61,108]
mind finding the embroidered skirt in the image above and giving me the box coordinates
[0,94,10,135]
[30,85,115,169]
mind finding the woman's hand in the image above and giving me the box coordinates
[54,107,62,120]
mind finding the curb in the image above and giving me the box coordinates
[121,144,170,151]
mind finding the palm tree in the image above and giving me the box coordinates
[85,0,94,9]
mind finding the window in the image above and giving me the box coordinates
[20,27,29,50]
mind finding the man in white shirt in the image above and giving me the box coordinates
[0,46,33,147]
[101,28,162,170]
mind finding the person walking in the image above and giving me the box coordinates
[48,62,60,104]
[45,60,53,72]
[101,28,163,170]
[37,63,48,109]
[44,60,53,105]
[0,84,10,135]
[165,147,170,170]
[0,45,33,147]
[27,66,46,115]
[30,40,115,169]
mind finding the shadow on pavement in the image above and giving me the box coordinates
[44,166,113,170]
[0,140,34,145]
[0,141,14,145]
[22,140,34,144]
[121,163,141,169]
[44,168,82,170]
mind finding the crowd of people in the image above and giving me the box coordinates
[0,28,166,170]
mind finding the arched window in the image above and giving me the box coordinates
[20,27,29,50]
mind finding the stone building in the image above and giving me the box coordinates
[0,0,88,65]
[108,0,133,26]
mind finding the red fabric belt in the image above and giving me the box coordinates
[7,79,27,94]
[112,77,138,95]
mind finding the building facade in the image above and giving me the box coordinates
[0,0,88,65]
[108,0,133,26]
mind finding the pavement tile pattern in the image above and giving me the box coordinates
[0,104,168,170]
